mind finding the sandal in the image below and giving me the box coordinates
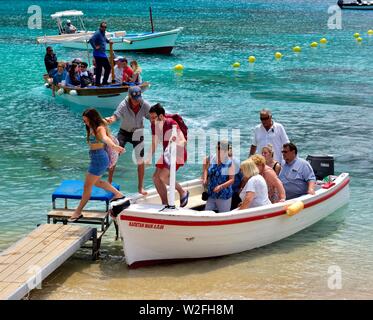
[180,191,189,208]
[68,214,83,222]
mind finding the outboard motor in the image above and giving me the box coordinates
[306,155,334,180]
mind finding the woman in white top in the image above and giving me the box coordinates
[239,159,271,210]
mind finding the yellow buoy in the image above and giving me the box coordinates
[310,41,318,48]
[274,52,282,59]
[292,46,301,53]
[368,29,373,36]
[320,38,328,44]
[232,62,240,68]
[248,56,256,63]
[357,37,363,42]
[286,201,304,217]
[354,32,360,38]
[174,64,184,71]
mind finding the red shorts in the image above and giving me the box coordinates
[156,148,187,171]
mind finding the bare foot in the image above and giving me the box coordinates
[138,188,148,196]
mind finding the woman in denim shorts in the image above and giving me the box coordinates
[69,108,125,221]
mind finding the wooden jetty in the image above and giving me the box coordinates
[0,180,120,300]
[0,224,92,300]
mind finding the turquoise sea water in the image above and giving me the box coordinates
[1,0,373,299]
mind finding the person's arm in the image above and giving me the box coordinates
[175,125,186,147]
[143,102,151,120]
[304,162,316,195]
[249,145,256,157]
[65,73,71,86]
[239,191,255,210]
[270,172,286,202]
[240,176,248,190]
[88,33,97,50]
[202,156,210,185]
[96,127,125,154]
[213,162,235,193]
[45,55,54,71]
[144,132,159,165]
[106,100,125,124]
[128,68,136,82]
[90,32,102,50]
[307,181,316,195]
[274,162,281,176]
[281,124,290,144]
[105,114,118,124]
[249,127,258,156]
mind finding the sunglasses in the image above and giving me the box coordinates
[260,116,270,121]
[282,150,293,154]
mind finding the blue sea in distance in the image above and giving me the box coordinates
[0,0,373,299]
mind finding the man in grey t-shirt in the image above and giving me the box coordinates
[106,86,150,195]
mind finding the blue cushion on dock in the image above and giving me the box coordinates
[52,180,120,203]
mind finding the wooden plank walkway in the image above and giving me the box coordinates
[0,224,93,300]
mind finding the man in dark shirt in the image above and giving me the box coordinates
[89,21,112,86]
[44,46,58,76]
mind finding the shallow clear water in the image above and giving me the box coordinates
[1,0,373,299]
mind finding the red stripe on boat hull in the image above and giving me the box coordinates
[120,178,350,227]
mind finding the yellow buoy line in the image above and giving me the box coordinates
[172,30,372,71]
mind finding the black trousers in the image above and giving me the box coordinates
[94,56,111,85]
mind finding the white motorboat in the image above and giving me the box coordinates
[338,0,373,9]
[36,10,183,54]
[116,158,349,267]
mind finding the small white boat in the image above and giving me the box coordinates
[338,0,373,9]
[36,10,183,54]
[47,82,149,109]
[117,173,350,268]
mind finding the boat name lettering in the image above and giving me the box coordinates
[129,221,164,229]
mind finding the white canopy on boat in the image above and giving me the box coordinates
[51,10,84,19]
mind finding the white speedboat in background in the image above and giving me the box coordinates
[37,10,183,54]
[338,0,373,10]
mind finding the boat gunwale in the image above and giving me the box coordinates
[58,82,149,96]
[119,173,350,226]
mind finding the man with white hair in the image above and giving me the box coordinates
[249,109,290,162]
[108,56,125,83]
[65,19,77,34]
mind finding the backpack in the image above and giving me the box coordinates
[165,114,188,140]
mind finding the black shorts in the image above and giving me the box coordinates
[117,128,144,159]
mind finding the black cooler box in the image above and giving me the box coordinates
[306,155,334,180]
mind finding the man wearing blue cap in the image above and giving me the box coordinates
[106,86,151,195]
